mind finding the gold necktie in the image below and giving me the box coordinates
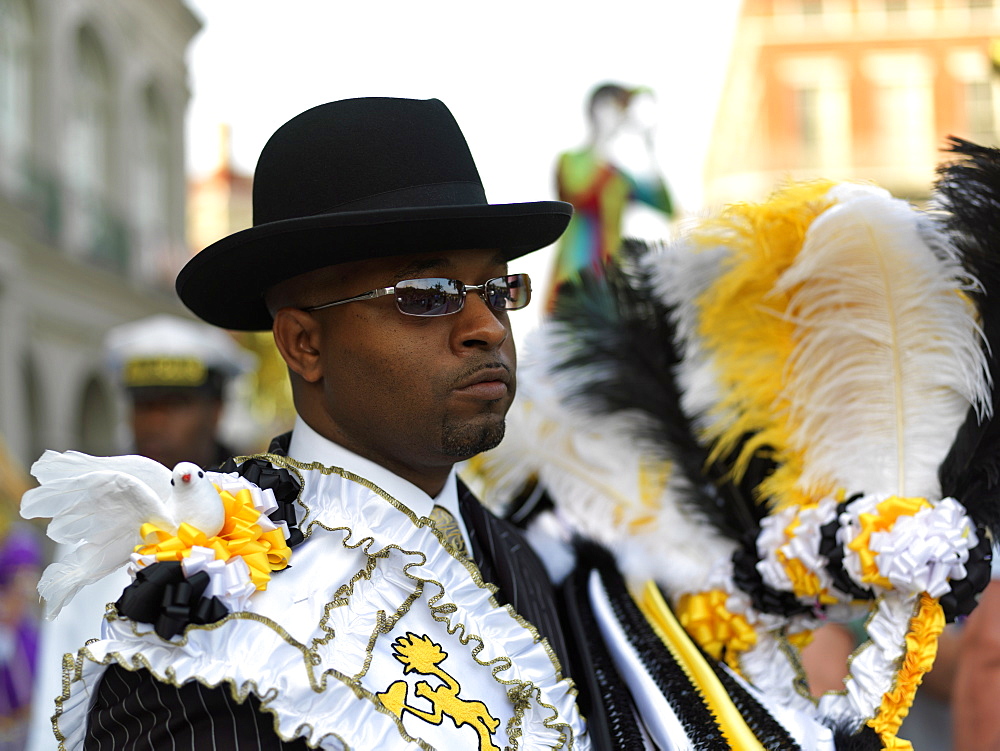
[429,505,469,559]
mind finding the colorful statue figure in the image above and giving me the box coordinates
[546,83,674,311]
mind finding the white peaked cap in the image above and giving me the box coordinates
[103,314,256,387]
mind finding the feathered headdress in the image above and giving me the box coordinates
[467,160,1000,749]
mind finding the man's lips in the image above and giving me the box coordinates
[453,366,512,400]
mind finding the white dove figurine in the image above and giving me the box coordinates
[21,450,227,619]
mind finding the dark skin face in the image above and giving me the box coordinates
[130,391,223,469]
[270,248,517,497]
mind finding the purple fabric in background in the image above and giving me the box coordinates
[0,525,41,584]
[0,523,42,748]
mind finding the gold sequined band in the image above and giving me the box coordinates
[123,357,209,388]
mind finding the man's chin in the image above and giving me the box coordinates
[440,416,506,459]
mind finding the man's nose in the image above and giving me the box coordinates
[450,291,509,351]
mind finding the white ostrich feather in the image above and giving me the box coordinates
[468,327,735,595]
[21,450,225,618]
[649,239,732,429]
[774,185,991,499]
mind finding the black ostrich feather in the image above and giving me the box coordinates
[549,239,770,543]
[936,136,1000,537]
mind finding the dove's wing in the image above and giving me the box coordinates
[22,469,174,538]
[30,450,173,500]
[36,539,137,619]
[22,467,177,619]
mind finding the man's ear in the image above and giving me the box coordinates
[272,308,323,383]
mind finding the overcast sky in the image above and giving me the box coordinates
[182,0,743,334]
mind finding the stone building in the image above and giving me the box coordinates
[0,0,200,466]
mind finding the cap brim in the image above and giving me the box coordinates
[177,201,571,331]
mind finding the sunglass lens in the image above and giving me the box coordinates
[487,274,531,311]
[396,279,463,316]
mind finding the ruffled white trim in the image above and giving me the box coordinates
[55,462,587,751]
[738,631,818,717]
[839,494,977,597]
[818,594,917,727]
[756,497,840,601]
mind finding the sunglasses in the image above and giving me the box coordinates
[302,273,531,317]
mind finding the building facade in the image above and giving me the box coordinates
[0,0,200,467]
[188,127,296,448]
[705,0,1000,204]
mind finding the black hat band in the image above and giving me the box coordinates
[326,180,487,214]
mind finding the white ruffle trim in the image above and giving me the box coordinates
[738,630,818,717]
[818,594,917,727]
[840,495,977,597]
[757,497,839,600]
[55,463,587,751]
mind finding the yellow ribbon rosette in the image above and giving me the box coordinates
[676,588,756,670]
[847,496,932,590]
[136,484,291,590]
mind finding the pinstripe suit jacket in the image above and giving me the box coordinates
[81,474,572,750]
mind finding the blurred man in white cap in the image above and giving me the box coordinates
[103,314,256,469]
[25,314,253,751]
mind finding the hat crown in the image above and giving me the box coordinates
[253,98,487,226]
[177,97,572,331]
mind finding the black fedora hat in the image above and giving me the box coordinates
[176,97,573,331]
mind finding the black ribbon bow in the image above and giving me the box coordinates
[116,561,229,640]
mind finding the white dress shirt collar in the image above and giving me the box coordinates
[286,416,467,545]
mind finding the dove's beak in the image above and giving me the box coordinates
[181,473,191,483]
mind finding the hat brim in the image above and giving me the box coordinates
[177,200,571,331]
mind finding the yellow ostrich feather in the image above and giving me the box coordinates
[689,180,839,508]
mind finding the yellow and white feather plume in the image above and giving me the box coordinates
[468,175,997,750]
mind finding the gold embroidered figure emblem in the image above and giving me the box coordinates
[377,632,501,751]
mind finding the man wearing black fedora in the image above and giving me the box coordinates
[42,98,592,750]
